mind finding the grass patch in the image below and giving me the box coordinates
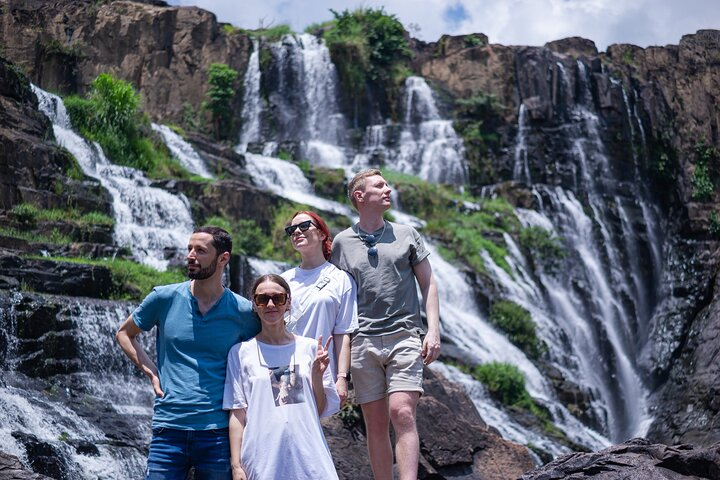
[34,255,186,301]
[381,170,520,274]
[489,300,543,359]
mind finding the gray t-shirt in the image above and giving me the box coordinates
[331,221,430,336]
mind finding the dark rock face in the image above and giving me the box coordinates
[0,56,112,214]
[323,368,536,480]
[0,451,52,479]
[520,438,720,479]
[0,0,252,126]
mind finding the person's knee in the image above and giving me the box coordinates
[389,403,416,430]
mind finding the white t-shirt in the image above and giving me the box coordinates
[281,261,358,377]
[223,336,339,480]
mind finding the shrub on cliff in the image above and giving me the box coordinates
[322,7,411,126]
[64,73,186,178]
[489,300,543,359]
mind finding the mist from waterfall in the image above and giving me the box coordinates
[32,85,194,270]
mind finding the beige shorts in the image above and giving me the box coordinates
[350,330,424,405]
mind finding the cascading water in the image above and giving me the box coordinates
[0,293,151,479]
[502,59,663,441]
[151,123,213,179]
[32,85,194,270]
[354,76,467,185]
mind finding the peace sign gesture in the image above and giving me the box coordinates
[312,335,333,378]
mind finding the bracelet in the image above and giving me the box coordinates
[336,372,348,379]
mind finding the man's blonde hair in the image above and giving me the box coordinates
[348,168,383,210]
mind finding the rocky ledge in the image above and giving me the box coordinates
[520,438,720,479]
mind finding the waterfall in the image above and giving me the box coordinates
[500,59,664,441]
[356,76,467,184]
[513,105,532,184]
[32,85,194,270]
[0,294,151,479]
[150,123,213,179]
[238,39,262,152]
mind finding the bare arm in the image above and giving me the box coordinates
[413,258,441,365]
[115,314,163,396]
[333,332,351,406]
[312,337,332,415]
[229,408,248,480]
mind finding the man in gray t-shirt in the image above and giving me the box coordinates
[331,169,441,480]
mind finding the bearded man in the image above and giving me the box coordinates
[116,226,260,479]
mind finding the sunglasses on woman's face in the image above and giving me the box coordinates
[253,293,288,307]
[284,220,317,236]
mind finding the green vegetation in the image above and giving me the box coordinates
[691,161,714,201]
[308,166,347,203]
[338,401,362,429]
[381,170,521,274]
[463,34,485,48]
[225,23,293,42]
[691,142,717,201]
[42,39,84,59]
[203,63,239,141]
[37,255,186,300]
[453,92,504,187]
[709,211,720,237]
[464,361,567,441]
[321,7,412,125]
[203,216,266,256]
[473,362,530,406]
[64,73,187,178]
[488,300,543,359]
[9,203,114,231]
[518,226,565,272]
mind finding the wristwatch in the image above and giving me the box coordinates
[336,372,349,379]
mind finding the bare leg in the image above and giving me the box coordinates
[388,391,420,480]
[361,397,393,480]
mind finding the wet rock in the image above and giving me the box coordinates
[0,451,52,479]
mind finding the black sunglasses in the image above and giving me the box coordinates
[253,293,288,307]
[284,220,317,236]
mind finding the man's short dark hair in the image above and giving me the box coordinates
[193,226,232,255]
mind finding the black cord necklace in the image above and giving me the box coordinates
[358,221,387,257]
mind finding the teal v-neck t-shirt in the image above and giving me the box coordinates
[133,281,260,429]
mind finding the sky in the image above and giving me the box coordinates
[168,0,719,51]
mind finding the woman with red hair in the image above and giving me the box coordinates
[281,211,358,406]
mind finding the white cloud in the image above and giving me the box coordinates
[169,0,719,51]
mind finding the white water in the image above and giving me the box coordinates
[151,123,212,178]
[504,60,661,441]
[0,296,149,479]
[354,76,467,184]
[32,85,194,270]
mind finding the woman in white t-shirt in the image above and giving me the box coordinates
[281,211,358,405]
[223,274,339,480]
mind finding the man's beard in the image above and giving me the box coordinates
[188,260,218,280]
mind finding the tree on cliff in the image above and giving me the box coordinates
[204,63,238,141]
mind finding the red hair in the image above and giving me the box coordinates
[289,210,332,260]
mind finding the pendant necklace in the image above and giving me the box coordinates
[358,220,387,257]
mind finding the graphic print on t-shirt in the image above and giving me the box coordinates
[269,364,305,406]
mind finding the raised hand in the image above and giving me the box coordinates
[312,335,333,377]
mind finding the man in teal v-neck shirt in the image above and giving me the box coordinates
[116,226,260,479]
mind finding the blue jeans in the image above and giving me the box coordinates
[145,427,231,480]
